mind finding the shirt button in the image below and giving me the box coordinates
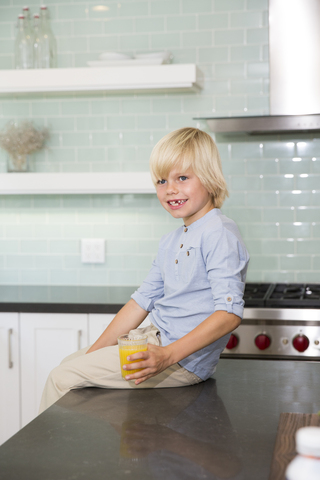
[180,244,183,248]
[184,228,188,232]
[227,296,232,302]
[186,251,190,256]
[175,259,178,264]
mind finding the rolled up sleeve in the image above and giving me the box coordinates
[131,250,164,312]
[203,227,249,318]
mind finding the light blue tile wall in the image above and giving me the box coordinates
[0,0,319,286]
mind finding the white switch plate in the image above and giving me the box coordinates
[81,239,105,264]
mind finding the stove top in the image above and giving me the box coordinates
[244,283,320,308]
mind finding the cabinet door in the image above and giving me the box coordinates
[88,314,115,344]
[20,313,88,427]
[88,314,151,344]
[0,313,20,446]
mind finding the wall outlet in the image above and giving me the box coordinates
[81,239,105,264]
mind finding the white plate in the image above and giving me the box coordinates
[99,52,132,61]
[87,58,165,67]
[134,51,172,62]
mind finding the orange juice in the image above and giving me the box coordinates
[118,334,148,379]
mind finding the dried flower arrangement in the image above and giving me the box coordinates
[0,120,49,172]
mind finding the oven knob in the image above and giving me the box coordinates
[255,334,271,350]
[292,334,309,352]
[226,334,239,350]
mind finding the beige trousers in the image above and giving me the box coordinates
[39,324,202,414]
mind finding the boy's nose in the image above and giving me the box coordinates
[166,181,178,195]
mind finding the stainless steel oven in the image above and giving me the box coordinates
[221,283,320,361]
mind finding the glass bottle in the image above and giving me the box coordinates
[33,14,42,68]
[39,5,57,68]
[285,426,320,480]
[14,14,33,69]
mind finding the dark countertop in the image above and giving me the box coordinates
[0,286,137,313]
[1,358,319,480]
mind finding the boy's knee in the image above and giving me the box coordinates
[47,364,70,392]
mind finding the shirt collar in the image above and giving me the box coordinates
[183,208,220,232]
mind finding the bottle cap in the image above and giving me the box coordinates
[23,6,30,10]
[34,13,39,18]
[40,5,47,9]
[18,14,25,19]
[296,427,320,457]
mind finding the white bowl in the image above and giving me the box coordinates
[99,52,132,61]
[134,51,172,63]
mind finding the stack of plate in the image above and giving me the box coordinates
[87,51,173,67]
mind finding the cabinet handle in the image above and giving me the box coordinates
[78,330,82,350]
[8,328,13,369]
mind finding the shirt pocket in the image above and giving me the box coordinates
[180,246,197,283]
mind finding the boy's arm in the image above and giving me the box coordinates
[123,309,240,384]
[86,299,148,354]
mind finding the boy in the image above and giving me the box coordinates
[39,127,249,412]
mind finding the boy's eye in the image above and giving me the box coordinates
[179,176,187,181]
[157,179,166,185]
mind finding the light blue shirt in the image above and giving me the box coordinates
[131,208,250,380]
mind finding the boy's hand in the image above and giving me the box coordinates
[122,344,173,385]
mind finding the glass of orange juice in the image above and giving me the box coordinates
[118,334,148,379]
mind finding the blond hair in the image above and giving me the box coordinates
[149,127,229,208]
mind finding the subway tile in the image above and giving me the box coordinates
[89,35,119,52]
[231,46,261,61]
[57,36,88,53]
[262,175,295,191]
[279,223,311,239]
[247,27,268,44]
[296,207,320,223]
[183,0,212,13]
[6,254,34,269]
[295,272,320,283]
[120,34,149,50]
[279,191,313,207]
[280,255,311,271]
[107,115,136,130]
[231,142,262,159]
[166,15,196,31]
[221,160,246,175]
[50,269,79,285]
[62,132,91,147]
[313,256,320,270]
[249,255,279,270]
[296,139,320,157]
[261,239,295,255]
[247,223,278,238]
[48,148,76,163]
[47,117,75,131]
[135,16,165,32]
[122,98,151,114]
[0,240,20,253]
[0,24,12,38]
[247,0,268,9]
[0,39,15,55]
[49,240,79,254]
[296,174,320,191]
[137,115,166,129]
[76,116,104,131]
[91,99,120,115]
[152,97,181,113]
[2,101,30,116]
[151,32,181,49]
[198,13,228,29]
[230,175,262,191]
[247,95,268,111]
[57,4,87,20]
[150,0,180,15]
[73,20,104,35]
[198,47,228,63]
[118,1,149,17]
[35,255,63,269]
[61,101,90,115]
[21,270,49,285]
[279,159,312,175]
[247,62,269,78]
[215,29,244,45]
[215,62,246,79]
[263,207,294,223]
[297,239,320,254]
[230,11,262,28]
[246,159,278,175]
[246,191,278,207]
[182,31,212,48]
[214,0,245,11]
[216,95,246,112]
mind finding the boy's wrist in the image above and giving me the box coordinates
[164,343,177,366]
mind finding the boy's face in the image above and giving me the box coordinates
[155,167,214,226]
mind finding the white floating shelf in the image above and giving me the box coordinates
[0,172,156,195]
[0,64,203,95]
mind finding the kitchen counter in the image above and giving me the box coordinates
[1,359,319,480]
[0,285,138,313]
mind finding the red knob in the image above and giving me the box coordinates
[255,334,271,350]
[226,334,239,350]
[292,334,309,352]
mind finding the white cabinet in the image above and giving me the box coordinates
[20,313,88,427]
[88,314,115,344]
[0,313,20,446]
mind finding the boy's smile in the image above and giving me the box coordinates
[156,168,214,225]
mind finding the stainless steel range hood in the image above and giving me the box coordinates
[197,0,320,134]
